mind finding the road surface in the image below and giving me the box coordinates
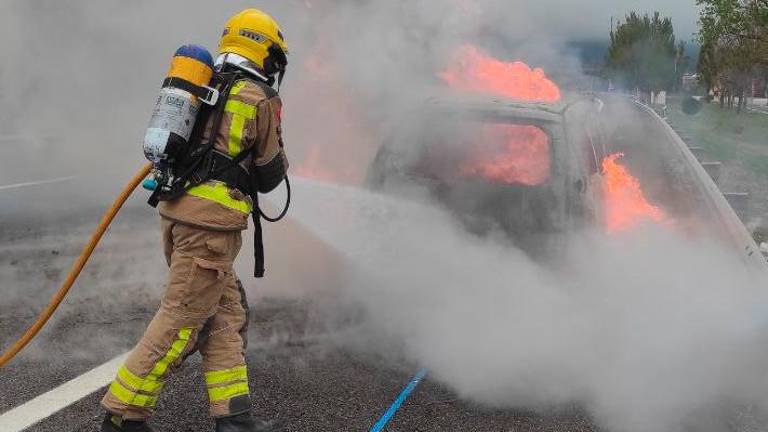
[2,96,764,431]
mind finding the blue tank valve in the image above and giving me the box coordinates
[142,178,158,191]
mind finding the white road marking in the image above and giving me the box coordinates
[0,352,128,431]
[0,176,75,191]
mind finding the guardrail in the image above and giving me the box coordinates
[633,100,766,270]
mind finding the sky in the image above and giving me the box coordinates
[0,0,703,184]
[503,0,700,42]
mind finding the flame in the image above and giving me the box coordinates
[601,153,667,233]
[440,44,559,185]
[294,145,339,182]
[460,124,550,186]
[291,54,376,184]
[440,44,561,102]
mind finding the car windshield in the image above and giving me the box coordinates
[455,122,551,186]
[412,118,552,187]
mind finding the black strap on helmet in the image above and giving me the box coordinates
[264,44,288,92]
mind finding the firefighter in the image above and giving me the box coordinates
[100,9,289,432]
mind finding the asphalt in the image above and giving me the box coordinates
[0,205,161,415]
[2,95,762,432]
[0,201,602,432]
[22,342,600,432]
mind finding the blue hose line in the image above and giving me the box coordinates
[369,368,428,432]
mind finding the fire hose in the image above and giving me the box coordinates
[0,163,153,369]
[0,163,291,369]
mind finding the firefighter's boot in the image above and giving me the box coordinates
[215,412,285,432]
[101,414,154,432]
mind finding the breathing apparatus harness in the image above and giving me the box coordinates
[148,60,290,277]
[0,42,291,369]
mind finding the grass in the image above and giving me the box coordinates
[667,97,768,180]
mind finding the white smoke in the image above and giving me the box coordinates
[275,178,768,432]
[0,0,597,186]
[1,1,763,431]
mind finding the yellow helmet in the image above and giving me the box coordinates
[218,9,288,76]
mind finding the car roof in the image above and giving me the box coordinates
[421,90,595,124]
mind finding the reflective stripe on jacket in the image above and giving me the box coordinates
[159,77,288,230]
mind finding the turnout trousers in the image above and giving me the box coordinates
[101,218,251,419]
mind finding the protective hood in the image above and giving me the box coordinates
[214,53,271,84]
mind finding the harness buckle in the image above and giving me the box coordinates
[189,171,205,186]
[200,86,220,106]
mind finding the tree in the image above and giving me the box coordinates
[675,41,692,91]
[697,0,768,51]
[606,12,679,93]
[697,0,768,112]
[697,41,721,95]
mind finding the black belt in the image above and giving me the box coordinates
[208,152,266,278]
[207,151,253,197]
[162,77,219,105]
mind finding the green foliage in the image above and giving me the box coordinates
[697,41,720,92]
[606,12,679,92]
[697,0,768,50]
[676,41,692,91]
[697,0,768,110]
[669,95,768,176]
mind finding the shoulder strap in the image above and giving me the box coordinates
[148,72,243,206]
[175,73,242,181]
[162,77,218,105]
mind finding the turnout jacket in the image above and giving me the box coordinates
[159,77,288,231]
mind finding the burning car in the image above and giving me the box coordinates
[366,92,611,260]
